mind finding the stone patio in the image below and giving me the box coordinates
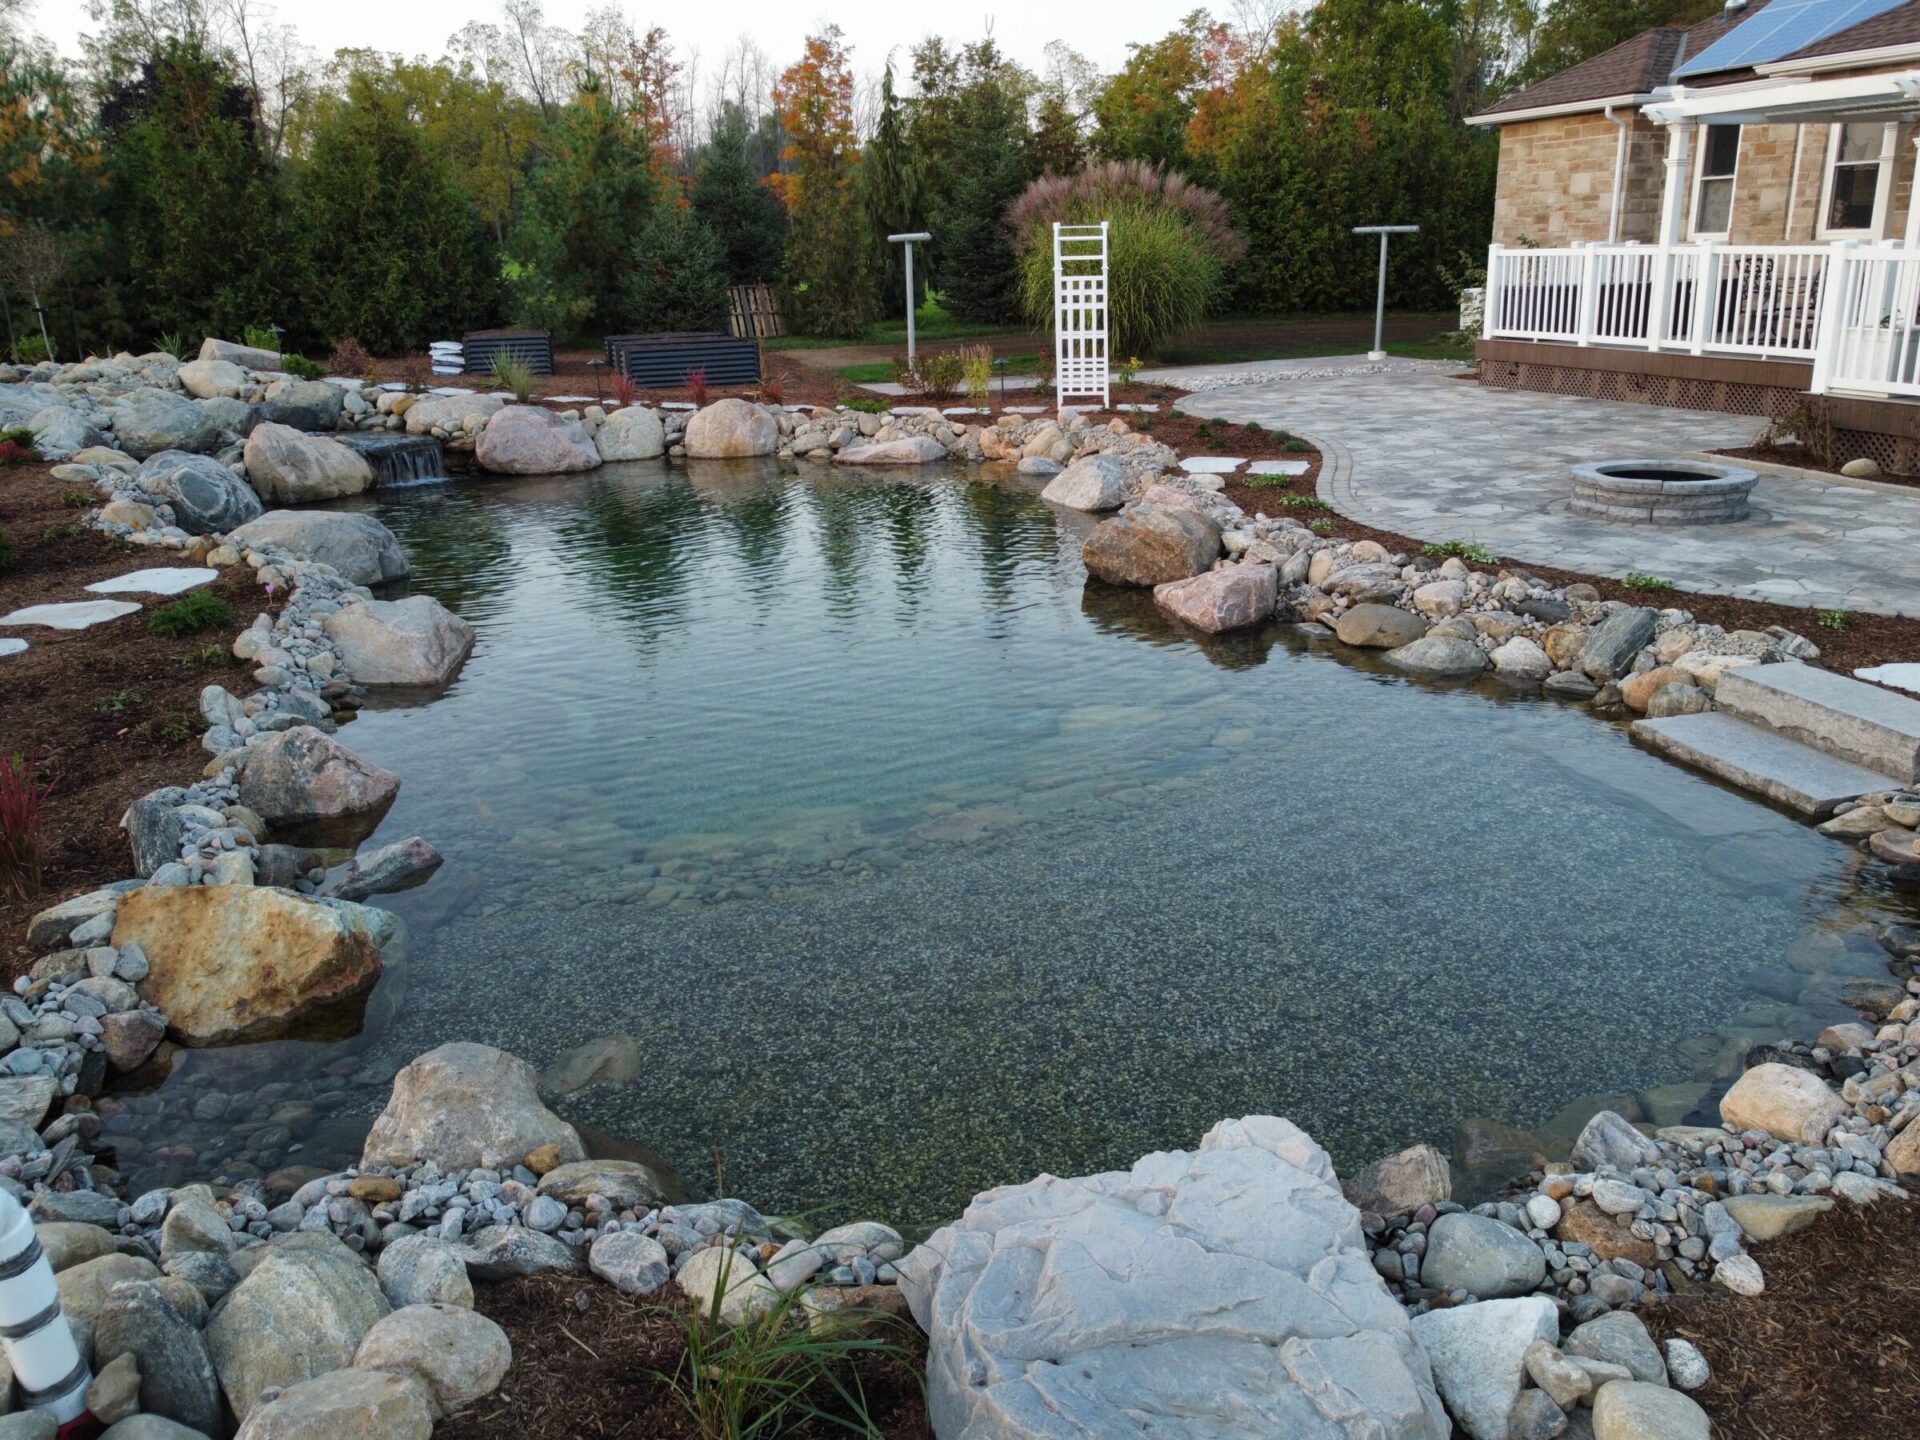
[1169,365,1920,617]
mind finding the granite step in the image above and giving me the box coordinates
[1714,662,1920,783]
[1630,712,1896,816]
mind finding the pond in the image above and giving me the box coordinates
[104,458,1914,1228]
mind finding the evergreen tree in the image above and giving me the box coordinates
[862,65,924,320]
[771,27,870,337]
[623,206,730,331]
[691,101,787,284]
[938,43,1031,325]
[1026,92,1088,178]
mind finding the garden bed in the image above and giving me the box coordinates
[0,464,266,970]
[1717,442,1920,490]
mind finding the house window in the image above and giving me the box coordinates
[1822,123,1884,234]
[1692,124,1740,237]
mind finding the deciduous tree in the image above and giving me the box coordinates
[771,26,869,336]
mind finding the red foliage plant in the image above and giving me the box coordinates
[0,438,34,466]
[328,337,372,376]
[684,366,710,407]
[0,753,52,901]
[611,372,638,407]
[761,375,784,405]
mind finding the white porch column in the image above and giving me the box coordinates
[1873,122,1901,238]
[1905,133,1920,247]
[1657,121,1695,245]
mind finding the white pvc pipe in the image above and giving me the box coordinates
[1605,106,1630,242]
[0,1191,90,1425]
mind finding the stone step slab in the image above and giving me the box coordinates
[1715,661,1920,782]
[1631,712,1895,815]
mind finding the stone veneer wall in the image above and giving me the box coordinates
[1491,112,1665,245]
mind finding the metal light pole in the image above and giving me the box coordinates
[887,232,932,367]
[1352,225,1420,361]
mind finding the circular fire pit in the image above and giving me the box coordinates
[1569,459,1758,525]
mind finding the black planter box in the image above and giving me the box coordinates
[605,331,760,387]
[464,328,554,376]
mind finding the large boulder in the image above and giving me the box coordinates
[133,451,263,535]
[362,1042,585,1170]
[1041,452,1131,511]
[352,1304,511,1418]
[536,1158,672,1210]
[1719,1062,1849,1144]
[834,436,947,465]
[1343,1143,1451,1215]
[262,381,345,432]
[227,510,409,587]
[593,406,665,462]
[94,1280,224,1436]
[1410,1297,1557,1440]
[1082,505,1223,587]
[243,422,374,504]
[29,404,101,460]
[177,358,250,400]
[1581,606,1658,681]
[233,1368,432,1440]
[236,726,401,847]
[111,885,388,1045]
[57,1253,161,1329]
[1383,634,1489,678]
[1590,1381,1711,1440]
[403,392,504,437]
[207,1241,391,1421]
[376,1235,473,1310]
[1153,563,1277,633]
[896,1115,1447,1439]
[1570,1110,1663,1172]
[1335,603,1426,649]
[1420,1212,1546,1299]
[201,337,281,371]
[683,398,777,458]
[112,389,218,459]
[474,406,599,475]
[322,597,475,688]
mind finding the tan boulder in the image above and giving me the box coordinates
[473,405,599,475]
[1553,1199,1657,1265]
[403,392,504,436]
[322,596,474,688]
[1542,622,1589,669]
[361,1042,585,1170]
[178,358,250,400]
[243,423,373,504]
[1342,1143,1450,1215]
[237,726,400,847]
[683,398,777,458]
[113,885,387,1045]
[1620,665,1689,712]
[1719,1062,1848,1144]
[1334,603,1426,649]
[1082,505,1221,587]
[1152,564,1277,633]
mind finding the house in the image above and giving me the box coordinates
[1469,0,1920,471]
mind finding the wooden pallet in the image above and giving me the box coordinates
[729,284,786,339]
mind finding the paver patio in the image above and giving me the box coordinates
[1165,364,1920,617]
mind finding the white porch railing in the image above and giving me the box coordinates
[1813,243,1920,399]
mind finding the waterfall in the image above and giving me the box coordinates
[337,434,447,489]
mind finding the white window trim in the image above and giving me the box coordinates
[1816,120,1897,239]
[1690,122,1741,240]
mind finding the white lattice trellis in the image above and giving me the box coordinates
[1053,222,1109,410]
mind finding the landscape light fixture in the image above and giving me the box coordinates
[888,232,932,366]
[587,357,606,404]
[1352,225,1420,361]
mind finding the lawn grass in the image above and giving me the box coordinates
[768,296,1021,353]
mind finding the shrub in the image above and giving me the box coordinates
[684,367,710,407]
[611,372,638,407]
[242,323,280,353]
[1621,572,1675,592]
[623,208,731,334]
[10,334,53,365]
[895,351,964,399]
[154,332,189,361]
[0,428,38,465]
[0,754,51,901]
[960,345,993,401]
[1008,161,1246,357]
[491,353,534,404]
[328,337,372,376]
[761,376,785,406]
[148,590,232,637]
[1423,540,1498,564]
[280,355,325,380]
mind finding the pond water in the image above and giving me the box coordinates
[105,458,1914,1227]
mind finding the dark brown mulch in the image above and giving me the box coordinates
[440,1274,930,1440]
[1641,1197,1920,1439]
[0,464,266,971]
[1221,470,1920,674]
[1718,442,1920,488]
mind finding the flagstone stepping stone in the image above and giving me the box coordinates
[1247,459,1311,476]
[1114,403,1161,412]
[942,407,987,415]
[0,639,25,659]
[1180,456,1247,474]
[1003,405,1050,415]
[1857,663,1920,697]
[544,394,598,403]
[661,401,695,411]
[1,600,142,630]
[86,567,219,597]
[889,407,939,417]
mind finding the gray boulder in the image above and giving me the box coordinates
[200,336,280,370]
[236,726,401,849]
[226,510,410,587]
[206,1241,391,1420]
[1569,1110,1662,1172]
[1580,606,1658,681]
[834,436,947,465]
[94,1279,224,1436]
[361,1041,585,1170]
[101,1417,215,1440]
[324,836,443,903]
[123,795,186,879]
[375,1234,473,1310]
[588,1231,670,1295]
[594,406,665,462]
[133,451,263,534]
[896,1115,1447,1439]
[1420,1212,1546,1298]
[321,596,474,687]
[1411,1297,1557,1440]
[243,423,373,503]
[351,1303,512,1418]
[683,398,777,458]
[1335,603,1426,649]
[262,381,345,432]
[1564,1310,1666,1385]
[28,404,100,460]
[57,1253,161,1329]
[536,1158,671,1210]
[231,1368,433,1440]
[113,389,218,459]
[1383,634,1489,678]
[1041,452,1132,511]
[459,1225,578,1281]
[474,405,599,474]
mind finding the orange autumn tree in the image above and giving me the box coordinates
[771,26,870,337]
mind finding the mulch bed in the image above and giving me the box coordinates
[1222,467,1920,674]
[1641,1197,1920,1439]
[1718,442,1920,489]
[0,464,266,971]
[441,1274,929,1440]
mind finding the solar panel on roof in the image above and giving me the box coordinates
[1675,0,1912,77]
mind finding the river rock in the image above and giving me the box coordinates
[236,726,401,847]
[474,406,598,474]
[1343,1142,1450,1214]
[1040,453,1131,511]
[325,836,444,903]
[94,1279,223,1436]
[1384,634,1488,678]
[1590,1382,1709,1440]
[322,596,474,687]
[233,1368,433,1440]
[57,1253,161,1328]
[208,1241,391,1420]
[1721,1192,1832,1242]
[403,392,504,436]
[684,398,777,458]
[675,1245,780,1324]
[113,389,218,458]
[1719,1062,1848,1144]
[362,1041,585,1170]
[1082,505,1222,586]
[835,436,946,465]
[226,510,410,587]
[0,1075,56,1127]
[1647,681,1711,718]
[25,885,129,952]
[1580,607,1657,681]
[541,1033,643,1096]
[352,1303,511,1418]
[377,1235,473,1310]
[133,451,263,534]
[178,359,249,400]
[86,1351,141,1427]
[113,885,388,1045]
[1570,1110,1662,1171]
[1619,665,1688,713]
[896,1114,1446,1440]
[262,381,345,432]
[1490,636,1553,679]
[102,1010,166,1071]
[1333,603,1425,648]
[587,1231,670,1295]
[1153,563,1277,633]
[536,1158,671,1210]
[460,1226,578,1281]
[594,406,665,461]
[243,423,373,503]
[201,337,281,370]
[38,1221,117,1272]
[1411,1296,1557,1440]
[1565,1311,1665,1385]
[1421,1211,1546,1298]
[1411,580,1467,618]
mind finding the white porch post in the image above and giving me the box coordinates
[1905,134,1920,248]
[1808,240,1854,395]
[1647,123,1694,349]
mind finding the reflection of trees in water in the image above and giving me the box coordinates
[699,472,792,612]
[370,490,516,620]
[873,483,939,615]
[954,481,1049,623]
[807,481,874,625]
[550,474,707,646]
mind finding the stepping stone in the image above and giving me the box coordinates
[86,567,218,597]
[942,406,987,416]
[1248,459,1311,477]
[1631,712,1895,815]
[1716,661,1920,783]
[660,401,695,411]
[1180,456,1247,474]
[1114,403,1161,412]
[1856,662,1920,697]
[0,600,142,631]
[428,385,469,395]
[0,638,25,659]
[890,406,939,417]
[1002,405,1050,415]
[545,394,597,403]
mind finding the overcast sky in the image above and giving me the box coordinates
[26,0,1191,79]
